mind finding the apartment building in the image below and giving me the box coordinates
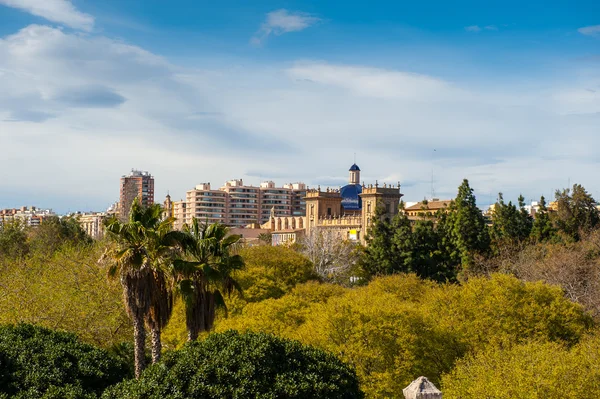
[0,206,56,227]
[173,179,306,228]
[119,169,154,220]
[77,212,106,239]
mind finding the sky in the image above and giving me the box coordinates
[0,0,599,213]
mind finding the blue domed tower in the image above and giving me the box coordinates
[340,164,363,213]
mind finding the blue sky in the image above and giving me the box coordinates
[0,0,599,213]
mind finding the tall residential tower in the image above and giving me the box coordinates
[119,169,154,220]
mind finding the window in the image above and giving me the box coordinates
[327,207,332,216]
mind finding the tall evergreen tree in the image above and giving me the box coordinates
[438,179,490,275]
[361,203,397,276]
[408,219,456,282]
[517,194,534,240]
[530,196,556,242]
[554,184,600,241]
[490,193,532,249]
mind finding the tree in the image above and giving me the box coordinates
[361,203,410,277]
[408,219,455,282]
[554,184,600,241]
[102,330,364,399]
[489,193,531,254]
[0,323,127,398]
[361,202,456,282]
[530,195,555,242]
[173,219,244,341]
[438,179,490,276]
[101,200,186,376]
[0,219,29,259]
[0,244,131,348]
[301,228,360,285]
[442,336,600,399]
[29,215,92,254]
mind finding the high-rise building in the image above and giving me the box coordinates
[172,179,307,228]
[119,169,154,220]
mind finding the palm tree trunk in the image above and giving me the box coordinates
[188,329,198,342]
[133,314,147,378]
[151,327,162,363]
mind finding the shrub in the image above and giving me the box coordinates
[442,334,600,398]
[103,330,363,399]
[0,324,128,399]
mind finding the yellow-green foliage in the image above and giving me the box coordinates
[217,274,593,399]
[234,245,317,305]
[161,245,318,349]
[0,243,131,347]
[442,334,600,398]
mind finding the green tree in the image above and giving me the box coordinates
[0,324,127,399]
[442,335,600,399]
[554,184,600,241]
[173,219,244,341]
[29,215,92,254]
[0,219,29,259]
[361,204,397,276]
[516,194,533,239]
[0,244,131,348]
[101,200,186,376]
[103,330,364,399]
[530,195,556,242]
[489,193,531,252]
[408,219,455,282]
[438,179,490,275]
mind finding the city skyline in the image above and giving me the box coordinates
[1,0,599,213]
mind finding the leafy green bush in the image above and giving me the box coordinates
[0,324,128,399]
[103,330,363,399]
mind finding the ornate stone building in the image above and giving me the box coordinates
[265,164,403,245]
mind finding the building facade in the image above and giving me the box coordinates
[173,179,307,228]
[266,164,403,246]
[119,169,154,220]
[0,206,56,227]
[77,212,106,239]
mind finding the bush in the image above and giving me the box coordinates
[0,324,128,399]
[103,330,363,399]
[442,334,600,398]
[217,274,593,398]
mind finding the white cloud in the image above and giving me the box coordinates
[0,0,94,31]
[484,25,498,31]
[251,9,320,45]
[287,63,464,100]
[465,25,481,32]
[578,25,600,36]
[0,25,599,213]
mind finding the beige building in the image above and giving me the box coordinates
[77,212,106,239]
[119,169,154,220]
[0,206,56,227]
[172,179,307,229]
[404,199,452,220]
[265,164,403,246]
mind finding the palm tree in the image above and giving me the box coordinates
[101,199,188,376]
[174,218,245,341]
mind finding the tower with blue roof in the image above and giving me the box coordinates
[340,163,363,214]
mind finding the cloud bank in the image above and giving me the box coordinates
[0,0,94,31]
[0,22,599,212]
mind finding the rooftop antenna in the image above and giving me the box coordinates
[430,149,437,199]
[353,152,356,164]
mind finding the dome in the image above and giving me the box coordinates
[349,163,361,171]
[340,183,362,211]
